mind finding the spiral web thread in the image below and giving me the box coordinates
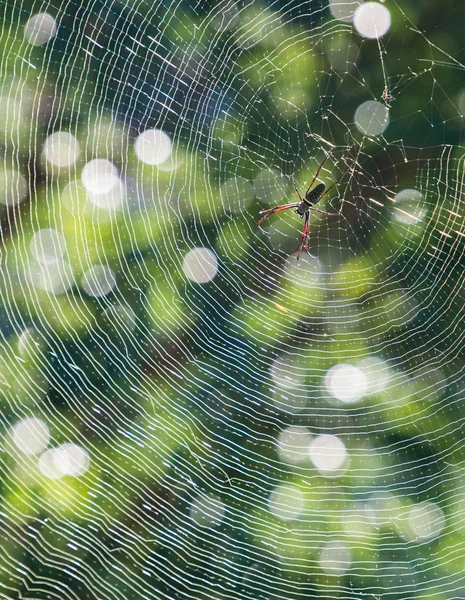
[1,0,465,599]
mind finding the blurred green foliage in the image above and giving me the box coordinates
[1,0,465,599]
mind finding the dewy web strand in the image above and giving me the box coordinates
[1,1,465,599]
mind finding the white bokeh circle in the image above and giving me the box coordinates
[189,494,225,528]
[353,3,391,39]
[43,132,80,168]
[355,100,389,136]
[309,434,348,474]
[268,484,305,521]
[183,248,218,283]
[135,129,172,166]
[24,13,57,46]
[81,159,120,195]
[30,228,66,265]
[81,265,117,297]
[11,417,50,456]
[325,363,368,403]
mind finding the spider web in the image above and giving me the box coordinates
[1,0,465,599]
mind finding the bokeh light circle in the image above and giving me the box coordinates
[0,169,28,206]
[11,418,50,456]
[43,132,80,168]
[329,0,359,23]
[183,248,218,283]
[81,265,117,297]
[268,484,305,521]
[309,434,348,474]
[354,100,390,135]
[29,228,66,265]
[81,159,120,195]
[325,363,368,403]
[189,494,225,528]
[135,129,172,166]
[353,2,391,38]
[24,13,57,46]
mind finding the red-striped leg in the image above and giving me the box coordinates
[310,206,341,217]
[296,211,310,261]
[305,155,329,196]
[257,202,300,227]
[318,170,345,203]
[290,174,304,202]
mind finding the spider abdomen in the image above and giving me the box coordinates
[295,182,326,215]
[305,183,325,205]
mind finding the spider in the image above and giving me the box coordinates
[257,155,343,260]
[381,87,395,108]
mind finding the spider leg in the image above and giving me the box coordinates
[257,202,300,226]
[296,211,311,261]
[305,154,330,196]
[317,169,346,202]
[289,174,304,202]
[289,154,330,201]
[309,207,341,217]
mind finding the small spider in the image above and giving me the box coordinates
[381,87,395,107]
[257,155,343,260]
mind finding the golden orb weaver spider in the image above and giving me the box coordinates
[257,155,343,260]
